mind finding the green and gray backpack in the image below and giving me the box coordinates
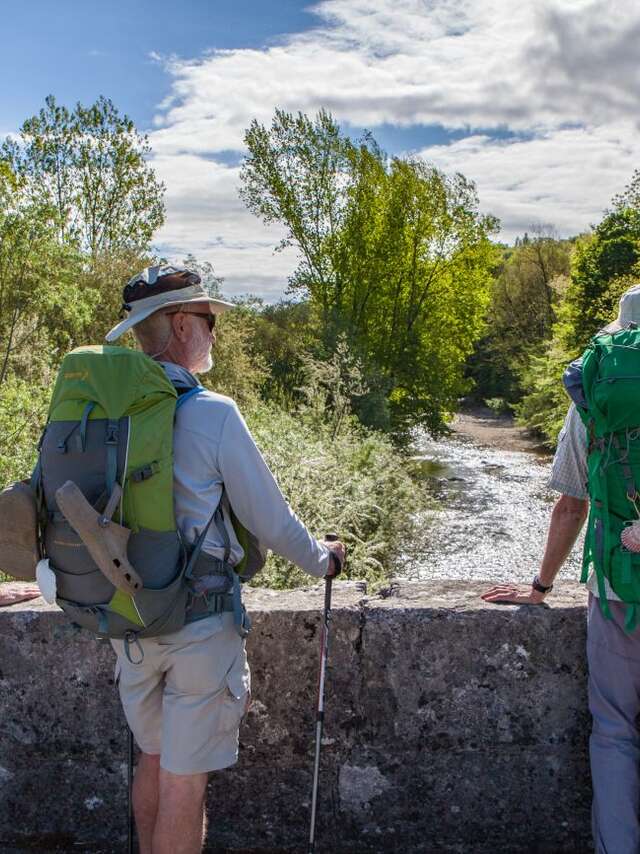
[566,326,640,631]
[33,345,261,642]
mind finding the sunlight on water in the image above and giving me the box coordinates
[403,430,584,583]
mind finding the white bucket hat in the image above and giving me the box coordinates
[105,265,235,342]
[603,283,640,333]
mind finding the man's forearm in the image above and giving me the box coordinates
[538,495,589,587]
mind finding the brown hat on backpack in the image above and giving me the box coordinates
[0,481,40,581]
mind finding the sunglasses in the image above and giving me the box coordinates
[165,309,216,333]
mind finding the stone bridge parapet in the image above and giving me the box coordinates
[0,581,591,853]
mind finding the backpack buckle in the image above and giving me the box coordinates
[105,424,119,445]
[131,463,157,483]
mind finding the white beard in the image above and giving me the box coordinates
[193,347,213,374]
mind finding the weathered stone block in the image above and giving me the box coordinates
[0,581,592,852]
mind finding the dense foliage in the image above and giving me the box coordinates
[470,197,640,446]
[467,230,573,405]
[241,109,500,434]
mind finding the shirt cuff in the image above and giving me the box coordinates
[305,543,331,578]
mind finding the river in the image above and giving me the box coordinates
[404,411,584,583]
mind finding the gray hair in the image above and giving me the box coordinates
[132,310,173,358]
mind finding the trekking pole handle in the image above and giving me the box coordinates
[325,532,344,579]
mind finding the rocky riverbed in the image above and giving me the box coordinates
[404,408,584,584]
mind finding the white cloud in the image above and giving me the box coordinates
[419,123,640,241]
[147,0,640,298]
[151,0,640,155]
[152,154,297,298]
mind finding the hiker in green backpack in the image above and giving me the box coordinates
[482,283,640,854]
[99,265,345,854]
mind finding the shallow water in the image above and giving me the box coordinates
[403,428,584,583]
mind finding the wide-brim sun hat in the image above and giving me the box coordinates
[602,283,640,333]
[105,265,235,342]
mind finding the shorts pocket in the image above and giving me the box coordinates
[219,656,251,731]
[219,683,249,733]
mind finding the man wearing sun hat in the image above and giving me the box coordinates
[482,284,640,852]
[105,264,236,344]
[106,264,345,854]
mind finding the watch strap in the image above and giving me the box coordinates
[532,574,553,594]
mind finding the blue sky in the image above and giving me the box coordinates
[3,0,640,300]
[2,0,482,150]
[2,1,317,132]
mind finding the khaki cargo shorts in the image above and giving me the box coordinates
[111,613,250,775]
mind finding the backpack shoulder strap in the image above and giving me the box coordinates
[174,385,205,410]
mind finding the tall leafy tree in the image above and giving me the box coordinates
[240,109,498,431]
[241,109,352,317]
[0,162,91,386]
[516,205,640,445]
[337,154,499,429]
[1,95,167,343]
[2,95,165,262]
[612,169,640,212]
[565,208,640,348]
[468,230,573,403]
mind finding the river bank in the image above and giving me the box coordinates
[451,406,551,455]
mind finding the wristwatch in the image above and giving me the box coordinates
[532,575,553,594]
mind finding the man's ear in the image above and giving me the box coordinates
[170,312,189,343]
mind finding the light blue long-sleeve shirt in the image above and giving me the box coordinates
[164,363,330,578]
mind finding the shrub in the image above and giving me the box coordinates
[246,402,427,588]
[484,397,512,416]
[0,374,51,486]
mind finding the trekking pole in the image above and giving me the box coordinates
[308,533,343,854]
[127,726,134,854]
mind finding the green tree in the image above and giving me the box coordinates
[205,302,268,409]
[241,109,352,317]
[516,207,640,445]
[2,95,167,345]
[468,231,574,403]
[565,208,640,349]
[250,299,320,408]
[338,153,499,431]
[0,162,92,386]
[240,109,499,432]
[612,169,640,212]
[2,95,165,263]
